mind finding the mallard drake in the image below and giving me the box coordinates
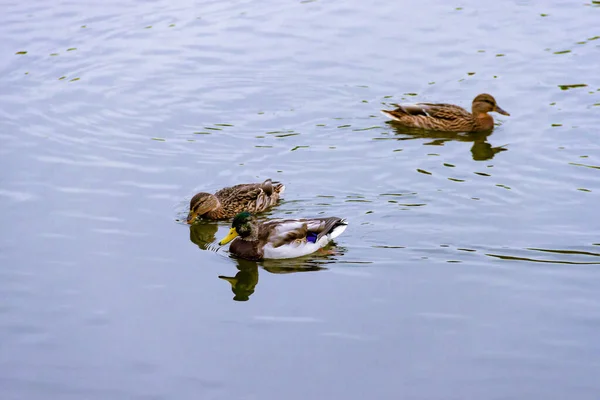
[187,179,285,223]
[218,211,348,260]
[381,93,510,132]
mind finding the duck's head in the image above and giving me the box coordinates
[218,211,256,245]
[472,93,510,116]
[187,192,220,224]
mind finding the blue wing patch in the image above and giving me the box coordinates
[306,232,318,243]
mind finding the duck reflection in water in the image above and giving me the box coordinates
[189,222,220,251]
[218,259,260,302]
[218,247,345,301]
[386,123,508,161]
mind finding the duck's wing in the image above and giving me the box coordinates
[388,102,470,119]
[303,217,348,242]
[216,179,283,213]
[261,220,308,248]
[257,217,347,259]
[214,183,260,200]
[262,217,348,248]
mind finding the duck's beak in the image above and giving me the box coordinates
[186,212,197,224]
[495,105,510,116]
[218,228,239,245]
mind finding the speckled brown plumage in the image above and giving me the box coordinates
[381,93,510,132]
[186,179,285,223]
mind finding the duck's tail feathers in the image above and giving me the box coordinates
[329,219,348,240]
[274,183,285,195]
[262,179,285,195]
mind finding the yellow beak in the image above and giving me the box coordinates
[218,227,239,245]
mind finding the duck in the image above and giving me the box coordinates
[186,179,285,223]
[218,211,348,260]
[381,93,510,132]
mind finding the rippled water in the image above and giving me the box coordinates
[1,0,600,398]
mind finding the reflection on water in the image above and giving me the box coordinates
[218,259,260,302]
[3,0,600,397]
[386,122,508,161]
[189,222,219,251]
[217,248,344,301]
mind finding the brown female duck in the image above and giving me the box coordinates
[381,93,510,132]
[186,179,285,223]
[218,212,348,260]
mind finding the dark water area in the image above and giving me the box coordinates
[1,0,600,399]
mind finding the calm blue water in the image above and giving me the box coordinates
[1,0,600,399]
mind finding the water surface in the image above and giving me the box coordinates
[1,0,600,399]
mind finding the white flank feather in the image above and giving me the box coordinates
[263,241,324,259]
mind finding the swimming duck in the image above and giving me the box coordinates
[218,211,348,260]
[381,93,510,132]
[187,179,285,223]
